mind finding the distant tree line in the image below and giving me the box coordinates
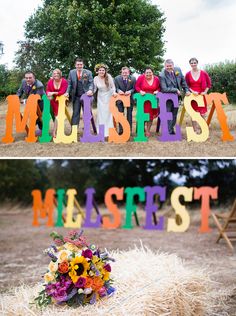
[205,60,236,103]
[0,159,235,206]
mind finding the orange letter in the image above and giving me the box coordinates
[194,186,218,233]
[108,95,130,143]
[205,93,234,141]
[32,189,55,226]
[103,187,123,229]
[2,94,39,143]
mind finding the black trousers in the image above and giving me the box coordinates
[72,96,83,126]
[166,99,179,133]
[116,100,133,134]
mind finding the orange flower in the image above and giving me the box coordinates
[91,277,104,291]
[58,261,69,274]
[85,277,93,288]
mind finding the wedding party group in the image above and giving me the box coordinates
[16,57,211,139]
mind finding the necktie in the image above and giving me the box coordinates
[26,85,31,95]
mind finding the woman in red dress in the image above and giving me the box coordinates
[135,67,160,137]
[46,69,68,137]
[185,58,211,132]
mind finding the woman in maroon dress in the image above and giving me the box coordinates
[185,58,211,132]
[46,69,68,137]
[135,67,160,137]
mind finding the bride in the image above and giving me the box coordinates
[94,64,117,139]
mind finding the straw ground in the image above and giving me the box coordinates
[0,101,235,157]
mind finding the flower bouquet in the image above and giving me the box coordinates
[35,230,115,308]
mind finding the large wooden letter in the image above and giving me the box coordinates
[157,92,182,141]
[194,186,218,233]
[2,94,39,143]
[80,94,104,142]
[109,95,130,143]
[64,189,82,228]
[53,95,77,144]
[103,187,123,229]
[144,186,166,230]
[123,187,145,229]
[133,93,157,142]
[184,94,209,142]
[167,187,193,232]
[205,93,234,141]
[32,189,55,226]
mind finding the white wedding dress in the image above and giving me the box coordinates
[94,74,116,137]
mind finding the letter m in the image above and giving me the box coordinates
[32,189,55,226]
[2,94,39,143]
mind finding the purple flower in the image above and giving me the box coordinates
[52,288,68,302]
[75,277,86,288]
[82,249,93,259]
[104,264,111,272]
[107,286,115,296]
[98,286,107,297]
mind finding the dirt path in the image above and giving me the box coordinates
[0,101,235,157]
[0,205,235,314]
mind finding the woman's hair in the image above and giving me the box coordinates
[144,66,154,74]
[189,57,198,64]
[95,63,109,87]
[52,68,62,78]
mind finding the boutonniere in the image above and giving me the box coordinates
[175,71,180,76]
[82,74,88,80]
[32,85,36,90]
[128,79,132,83]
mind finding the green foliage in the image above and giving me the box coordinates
[205,60,236,103]
[14,0,165,82]
[0,160,236,206]
[0,65,22,98]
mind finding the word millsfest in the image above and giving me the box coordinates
[32,186,218,232]
[2,92,234,143]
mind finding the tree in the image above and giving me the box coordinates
[15,0,165,82]
[205,60,236,103]
[0,65,22,98]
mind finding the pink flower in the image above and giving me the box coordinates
[104,264,111,272]
[75,277,86,288]
[82,249,93,259]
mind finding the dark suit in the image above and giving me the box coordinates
[160,67,190,133]
[114,75,136,134]
[66,69,93,125]
[17,79,45,129]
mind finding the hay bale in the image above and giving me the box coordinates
[0,247,218,315]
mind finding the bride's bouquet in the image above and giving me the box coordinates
[35,230,115,307]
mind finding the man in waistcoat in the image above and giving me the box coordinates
[65,58,93,127]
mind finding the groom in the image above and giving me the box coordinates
[65,58,93,127]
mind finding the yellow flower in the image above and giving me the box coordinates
[32,85,36,90]
[64,242,80,252]
[57,250,71,263]
[175,71,179,76]
[102,269,110,281]
[69,256,90,283]
[48,261,58,273]
[44,272,55,283]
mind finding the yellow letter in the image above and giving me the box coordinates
[167,186,193,232]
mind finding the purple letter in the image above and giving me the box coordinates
[80,94,104,142]
[157,92,182,141]
[83,188,101,228]
[144,186,166,230]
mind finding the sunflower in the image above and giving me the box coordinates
[69,256,90,283]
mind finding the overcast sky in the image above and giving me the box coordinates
[0,0,236,72]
